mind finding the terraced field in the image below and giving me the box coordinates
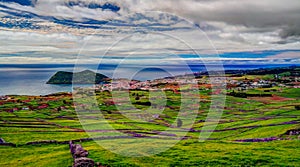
[0,87,299,166]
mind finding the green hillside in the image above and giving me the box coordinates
[46,70,110,84]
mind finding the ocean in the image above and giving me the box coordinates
[0,64,296,95]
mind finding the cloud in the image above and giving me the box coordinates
[268,51,300,59]
[120,0,300,42]
[0,0,299,65]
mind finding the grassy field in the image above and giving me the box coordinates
[0,86,299,166]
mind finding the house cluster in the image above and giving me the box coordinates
[227,78,275,91]
[94,77,201,91]
[90,72,300,93]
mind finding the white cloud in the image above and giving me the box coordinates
[0,0,299,64]
[268,52,300,59]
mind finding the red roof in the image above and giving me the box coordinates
[38,104,49,109]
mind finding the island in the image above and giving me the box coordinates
[46,70,110,84]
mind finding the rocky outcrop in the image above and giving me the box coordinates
[73,157,95,167]
[70,142,89,158]
[285,129,300,136]
[0,138,5,143]
[0,138,16,147]
[69,141,95,167]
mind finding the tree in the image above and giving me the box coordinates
[177,118,183,128]
[135,96,140,101]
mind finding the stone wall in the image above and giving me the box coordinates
[69,141,95,167]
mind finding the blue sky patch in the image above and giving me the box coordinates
[0,0,36,6]
[179,50,300,59]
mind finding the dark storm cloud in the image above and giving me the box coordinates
[125,0,300,40]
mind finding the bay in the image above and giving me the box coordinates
[0,64,296,95]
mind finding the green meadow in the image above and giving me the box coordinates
[0,86,299,166]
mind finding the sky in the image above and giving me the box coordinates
[0,0,299,65]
